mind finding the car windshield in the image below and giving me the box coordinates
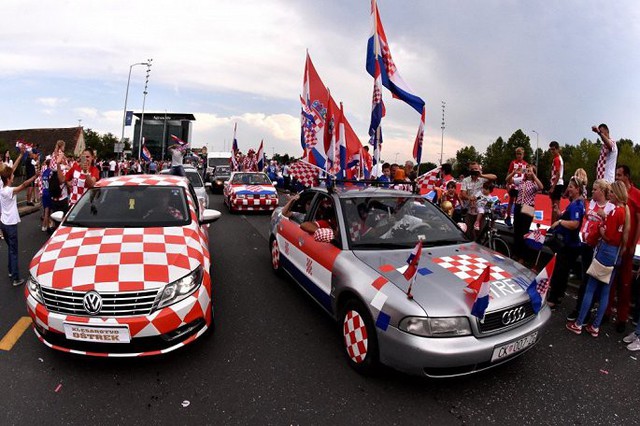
[208,158,230,167]
[231,173,271,185]
[64,186,191,228]
[342,196,466,249]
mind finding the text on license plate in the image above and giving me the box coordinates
[63,323,131,344]
[491,331,538,362]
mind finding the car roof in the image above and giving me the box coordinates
[95,175,191,189]
[304,186,418,199]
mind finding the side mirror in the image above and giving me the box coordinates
[200,209,222,225]
[51,211,65,223]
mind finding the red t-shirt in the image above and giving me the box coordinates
[580,200,614,247]
[627,185,640,249]
[508,160,528,188]
[65,164,100,205]
[602,205,626,247]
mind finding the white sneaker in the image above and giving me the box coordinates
[627,336,640,351]
[623,332,639,344]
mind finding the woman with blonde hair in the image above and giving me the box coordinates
[567,180,629,337]
[566,179,614,322]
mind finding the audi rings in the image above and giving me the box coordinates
[501,306,526,325]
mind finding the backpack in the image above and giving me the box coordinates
[48,170,62,199]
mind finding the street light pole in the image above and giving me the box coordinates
[137,59,153,160]
[532,130,539,170]
[440,101,446,165]
[120,62,149,156]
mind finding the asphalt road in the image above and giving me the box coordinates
[0,193,637,425]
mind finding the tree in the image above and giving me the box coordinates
[84,128,121,160]
[454,146,482,177]
[418,162,438,175]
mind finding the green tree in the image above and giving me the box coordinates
[454,146,482,177]
[84,128,120,160]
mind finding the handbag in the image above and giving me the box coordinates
[586,258,614,283]
[521,204,535,217]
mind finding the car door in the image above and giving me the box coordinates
[277,193,341,312]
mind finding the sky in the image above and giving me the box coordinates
[1,0,639,164]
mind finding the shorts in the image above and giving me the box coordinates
[550,184,565,201]
[508,188,519,198]
[42,194,52,209]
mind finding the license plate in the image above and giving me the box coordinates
[491,331,538,362]
[64,323,131,344]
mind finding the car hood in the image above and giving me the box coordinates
[229,184,276,195]
[30,225,206,292]
[353,243,536,316]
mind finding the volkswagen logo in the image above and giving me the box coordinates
[83,291,103,315]
[501,306,526,325]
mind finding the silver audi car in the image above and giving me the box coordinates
[269,186,551,377]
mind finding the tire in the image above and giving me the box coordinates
[339,299,379,375]
[270,237,282,275]
[492,237,511,258]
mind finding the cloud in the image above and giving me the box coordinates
[36,97,67,107]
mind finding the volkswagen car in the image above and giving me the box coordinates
[160,165,210,210]
[269,186,551,377]
[26,175,221,356]
[223,172,278,213]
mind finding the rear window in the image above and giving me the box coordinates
[208,158,230,167]
[230,173,271,185]
[64,186,191,228]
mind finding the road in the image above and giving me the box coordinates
[0,192,637,425]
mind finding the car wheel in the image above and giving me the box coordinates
[339,299,379,375]
[270,237,282,275]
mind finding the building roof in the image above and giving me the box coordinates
[0,127,84,156]
[132,113,196,121]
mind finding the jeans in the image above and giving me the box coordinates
[573,244,596,312]
[1,223,19,280]
[577,242,619,328]
[512,204,532,259]
[171,165,185,177]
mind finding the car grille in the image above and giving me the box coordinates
[41,287,159,317]
[478,301,535,333]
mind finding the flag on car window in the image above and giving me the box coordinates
[413,106,425,164]
[257,139,264,171]
[526,255,556,314]
[289,161,319,188]
[403,241,422,282]
[470,265,492,321]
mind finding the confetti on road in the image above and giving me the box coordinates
[599,369,609,375]
[54,384,62,393]
[181,400,190,408]
[38,358,43,363]
[630,356,637,361]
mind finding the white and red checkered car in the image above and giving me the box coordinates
[223,172,278,213]
[269,186,551,377]
[26,175,221,357]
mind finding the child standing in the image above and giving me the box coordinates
[0,146,37,286]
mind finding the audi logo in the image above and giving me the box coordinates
[83,291,103,315]
[501,306,526,325]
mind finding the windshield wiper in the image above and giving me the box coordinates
[352,242,415,249]
[421,238,467,247]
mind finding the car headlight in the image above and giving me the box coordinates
[216,180,223,185]
[399,316,472,337]
[154,266,203,311]
[28,274,44,304]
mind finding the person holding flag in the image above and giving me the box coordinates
[168,134,187,177]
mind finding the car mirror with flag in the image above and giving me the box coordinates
[402,241,430,299]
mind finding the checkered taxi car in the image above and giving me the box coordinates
[269,186,551,377]
[223,172,278,213]
[26,175,221,356]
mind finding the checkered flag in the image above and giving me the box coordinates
[416,166,441,193]
[289,161,319,188]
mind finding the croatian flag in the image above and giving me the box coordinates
[413,106,425,165]
[524,227,547,251]
[416,166,441,193]
[256,140,264,171]
[526,255,556,314]
[337,102,347,178]
[15,139,33,152]
[403,241,423,282]
[324,93,338,174]
[368,59,385,172]
[232,123,239,154]
[470,265,492,321]
[141,144,152,162]
[170,134,187,146]
[366,0,425,115]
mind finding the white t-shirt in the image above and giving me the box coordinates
[603,141,618,183]
[109,160,116,172]
[0,186,20,225]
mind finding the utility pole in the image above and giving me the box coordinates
[137,59,153,159]
[440,101,446,165]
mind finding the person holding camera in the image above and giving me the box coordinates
[459,162,497,240]
[592,124,618,183]
[62,148,99,207]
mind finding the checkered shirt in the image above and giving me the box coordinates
[516,180,538,207]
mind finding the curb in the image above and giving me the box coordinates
[18,202,41,218]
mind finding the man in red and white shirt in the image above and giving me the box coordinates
[63,149,99,206]
[548,141,564,223]
[592,123,618,183]
[504,147,528,226]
